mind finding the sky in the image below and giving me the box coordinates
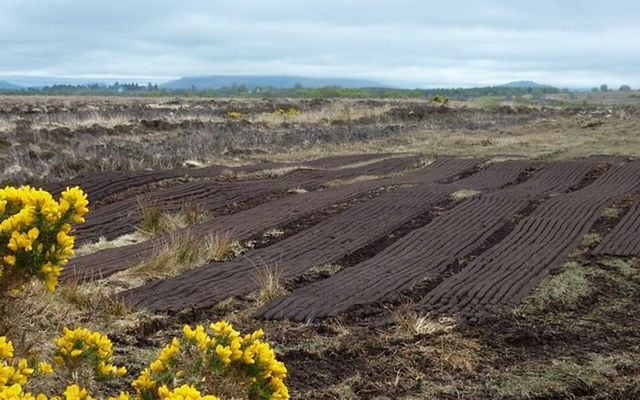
[1,0,639,88]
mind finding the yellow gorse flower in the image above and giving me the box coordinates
[158,384,220,400]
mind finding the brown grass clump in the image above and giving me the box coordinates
[251,263,287,305]
[420,334,482,374]
[450,188,481,201]
[73,232,147,257]
[124,230,239,282]
[136,199,185,237]
[0,279,149,357]
[393,308,457,337]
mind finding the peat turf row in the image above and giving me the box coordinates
[257,158,606,321]
[592,199,640,256]
[64,157,486,281]
[72,154,424,244]
[42,162,278,203]
[120,158,534,312]
[419,159,640,320]
[41,153,397,204]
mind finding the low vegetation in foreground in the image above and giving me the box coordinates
[0,186,289,400]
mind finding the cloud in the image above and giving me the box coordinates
[1,0,639,87]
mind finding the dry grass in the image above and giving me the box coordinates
[307,263,343,276]
[393,308,457,337]
[136,199,185,237]
[263,228,285,238]
[287,187,308,194]
[0,279,151,357]
[30,112,133,130]
[234,165,309,180]
[252,102,392,125]
[251,263,287,305]
[122,230,238,282]
[28,111,225,131]
[180,200,213,226]
[0,118,15,133]
[603,206,622,219]
[324,175,384,187]
[450,188,481,201]
[420,334,482,374]
[74,232,147,257]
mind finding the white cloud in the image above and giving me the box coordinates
[0,0,639,87]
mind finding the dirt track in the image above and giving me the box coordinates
[55,153,640,321]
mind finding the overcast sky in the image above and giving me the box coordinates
[1,0,639,88]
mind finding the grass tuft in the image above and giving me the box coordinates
[450,188,481,201]
[251,264,287,305]
[393,308,457,337]
[136,199,185,237]
[125,230,239,282]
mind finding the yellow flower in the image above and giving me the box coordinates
[62,384,93,400]
[0,337,14,359]
[215,345,232,365]
[182,325,210,350]
[3,255,16,267]
[132,369,156,392]
[161,385,219,400]
[37,362,53,375]
[107,393,130,400]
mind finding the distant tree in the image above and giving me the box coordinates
[619,85,632,91]
[294,83,303,90]
[600,84,609,92]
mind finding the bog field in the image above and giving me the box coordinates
[3,95,640,399]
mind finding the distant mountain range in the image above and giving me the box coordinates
[0,80,22,90]
[499,81,553,89]
[0,76,558,91]
[161,75,384,90]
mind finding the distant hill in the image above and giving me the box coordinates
[0,76,167,88]
[500,81,553,89]
[0,80,22,90]
[161,75,384,90]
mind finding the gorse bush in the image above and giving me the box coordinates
[427,95,449,106]
[1,323,288,400]
[133,322,288,400]
[0,185,290,400]
[0,186,89,294]
[224,111,243,120]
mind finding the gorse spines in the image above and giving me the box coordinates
[0,186,89,292]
